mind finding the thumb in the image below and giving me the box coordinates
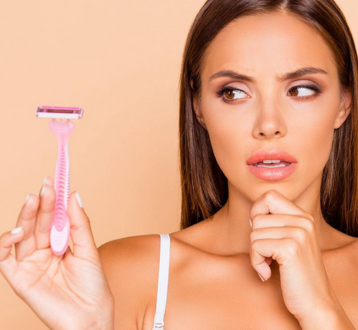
[67,191,98,260]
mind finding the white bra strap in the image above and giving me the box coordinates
[152,234,170,329]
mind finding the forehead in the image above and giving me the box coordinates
[202,11,336,81]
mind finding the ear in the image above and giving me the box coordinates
[190,79,207,130]
[334,87,352,129]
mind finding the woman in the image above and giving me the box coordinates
[1,0,358,329]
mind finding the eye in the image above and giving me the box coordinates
[215,87,247,102]
[216,84,322,103]
[287,85,322,99]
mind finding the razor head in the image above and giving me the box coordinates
[36,106,84,119]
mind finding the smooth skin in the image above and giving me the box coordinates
[1,10,358,330]
[101,10,358,330]
[0,177,114,330]
[139,11,358,329]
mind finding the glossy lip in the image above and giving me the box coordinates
[246,149,298,165]
[247,162,297,181]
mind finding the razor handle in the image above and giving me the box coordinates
[49,119,74,256]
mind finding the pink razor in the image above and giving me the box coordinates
[35,106,84,256]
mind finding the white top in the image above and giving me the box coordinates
[152,234,171,330]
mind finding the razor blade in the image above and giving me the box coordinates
[36,106,84,119]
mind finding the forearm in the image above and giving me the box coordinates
[298,302,355,330]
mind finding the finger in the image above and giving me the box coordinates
[250,238,294,280]
[39,176,54,195]
[251,214,313,232]
[34,177,56,250]
[67,191,99,260]
[250,217,273,268]
[14,176,54,260]
[0,227,24,284]
[13,194,40,261]
[250,216,311,275]
[250,190,312,222]
[250,226,298,278]
[250,226,308,246]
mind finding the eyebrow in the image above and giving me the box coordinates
[209,66,328,83]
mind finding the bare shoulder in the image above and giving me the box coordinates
[327,237,358,328]
[344,238,358,327]
[98,234,162,330]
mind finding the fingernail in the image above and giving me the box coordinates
[40,185,46,197]
[42,177,48,186]
[257,272,267,282]
[75,191,83,208]
[24,194,30,204]
[249,218,252,228]
[11,226,23,235]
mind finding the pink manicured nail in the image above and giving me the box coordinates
[249,218,252,228]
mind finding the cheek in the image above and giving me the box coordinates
[200,92,338,187]
[290,103,337,176]
[202,100,248,177]
[297,123,335,186]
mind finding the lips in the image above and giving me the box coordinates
[246,149,298,165]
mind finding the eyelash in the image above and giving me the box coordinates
[216,85,322,103]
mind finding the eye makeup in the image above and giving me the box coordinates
[215,84,323,103]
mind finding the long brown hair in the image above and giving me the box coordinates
[178,0,358,236]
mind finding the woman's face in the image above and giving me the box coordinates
[193,11,351,199]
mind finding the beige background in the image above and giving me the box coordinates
[0,0,357,328]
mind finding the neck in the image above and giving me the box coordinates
[204,175,338,255]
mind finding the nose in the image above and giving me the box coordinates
[252,102,287,139]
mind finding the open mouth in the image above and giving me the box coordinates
[253,161,291,168]
[248,162,297,181]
